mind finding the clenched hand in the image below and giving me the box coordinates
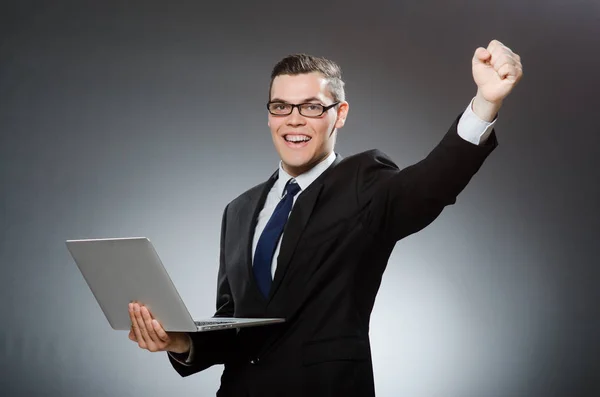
[471,39,524,121]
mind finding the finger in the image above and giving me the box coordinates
[128,328,137,341]
[129,303,144,345]
[141,306,161,346]
[487,39,504,54]
[515,57,523,71]
[514,64,524,79]
[132,303,149,349]
[497,63,520,81]
[486,40,524,76]
[487,41,513,61]
[490,53,517,70]
[498,44,517,58]
[473,47,491,64]
[133,303,152,347]
[152,319,170,343]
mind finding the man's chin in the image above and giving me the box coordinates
[281,158,314,176]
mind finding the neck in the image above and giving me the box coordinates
[282,152,333,177]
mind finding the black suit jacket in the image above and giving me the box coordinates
[169,114,497,396]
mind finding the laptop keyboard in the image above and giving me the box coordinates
[194,320,236,327]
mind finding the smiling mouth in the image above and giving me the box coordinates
[284,134,311,143]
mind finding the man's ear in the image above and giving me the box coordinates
[335,101,349,129]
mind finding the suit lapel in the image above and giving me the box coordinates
[269,154,343,300]
[242,171,278,300]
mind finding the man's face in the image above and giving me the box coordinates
[268,72,348,177]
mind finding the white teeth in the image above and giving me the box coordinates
[285,135,311,142]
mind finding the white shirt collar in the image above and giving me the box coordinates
[276,151,336,199]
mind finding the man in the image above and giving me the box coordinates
[128,40,523,396]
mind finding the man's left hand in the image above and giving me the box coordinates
[471,39,523,121]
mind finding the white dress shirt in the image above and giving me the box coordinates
[169,98,496,365]
[252,151,337,278]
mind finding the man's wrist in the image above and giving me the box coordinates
[472,91,502,122]
[168,333,191,354]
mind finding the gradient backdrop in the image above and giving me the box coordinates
[1,1,599,396]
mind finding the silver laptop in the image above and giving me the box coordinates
[65,237,285,332]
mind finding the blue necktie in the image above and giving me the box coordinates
[253,179,301,298]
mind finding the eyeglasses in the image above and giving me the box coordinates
[266,101,340,118]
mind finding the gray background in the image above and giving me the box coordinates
[1,1,599,396]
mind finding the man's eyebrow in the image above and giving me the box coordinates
[270,97,323,103]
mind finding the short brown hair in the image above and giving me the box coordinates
[269,53,345,102]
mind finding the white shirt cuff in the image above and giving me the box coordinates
[456,97,497,145]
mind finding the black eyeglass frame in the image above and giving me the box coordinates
[266,101,340,118]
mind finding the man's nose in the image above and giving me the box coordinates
[286,107,306,126]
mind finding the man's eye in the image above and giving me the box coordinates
[306,104,321,110]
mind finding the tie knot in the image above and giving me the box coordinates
[284,179,301,198]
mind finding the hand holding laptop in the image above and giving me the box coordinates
[128,302,190,354]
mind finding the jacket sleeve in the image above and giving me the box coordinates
[168,204,240,377]
[358,112,498,242]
